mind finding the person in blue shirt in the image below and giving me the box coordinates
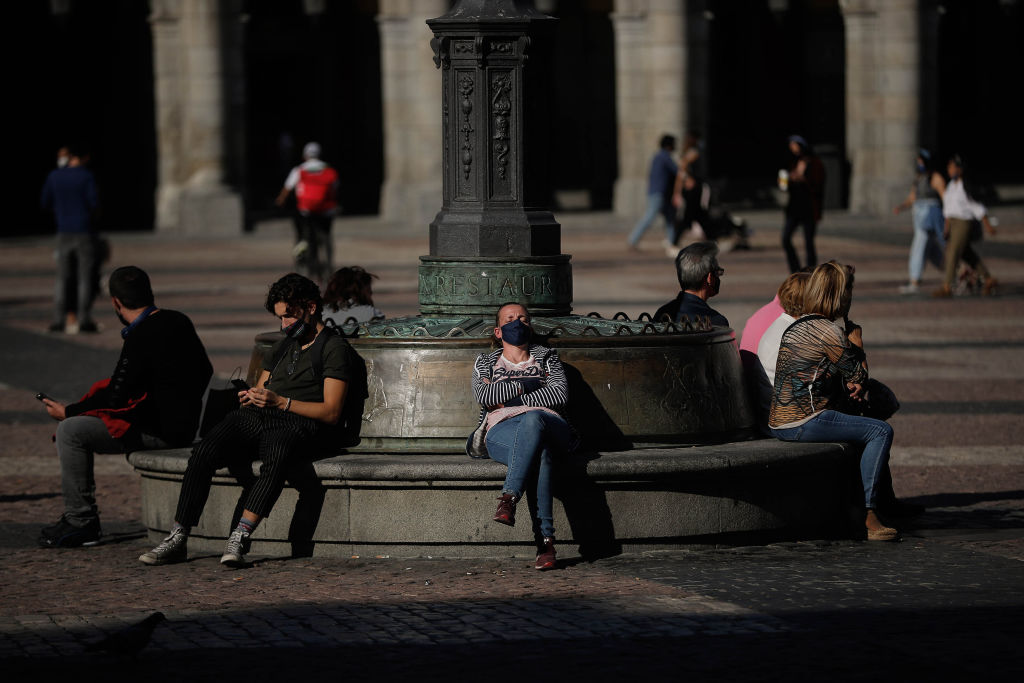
[654,241,729,328]
[40,146,100,333]
[627,134,679,250]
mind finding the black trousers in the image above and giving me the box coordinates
[781,210,818,273]
[175,407,322,527]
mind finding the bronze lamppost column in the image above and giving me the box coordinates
[420,0,571,317]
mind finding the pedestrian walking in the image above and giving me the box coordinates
[933,154,997,297]
[892,149,946,294]
[778,135,825,273]
[276,142,340,282]
[40,145,101,333]
[627,135,678,251]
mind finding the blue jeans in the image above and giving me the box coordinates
[485,411,572,539]
[771,410,893,508]
[628,192,676,246]
[909,200,945,282]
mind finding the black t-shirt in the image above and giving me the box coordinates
[262,332,355,402]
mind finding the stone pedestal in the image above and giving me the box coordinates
[841,0,920,216]
[611,0,687,218]
[150,0,242,235]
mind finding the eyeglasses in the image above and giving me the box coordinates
[286,344,301,375]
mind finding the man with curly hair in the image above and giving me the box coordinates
[139,273,358,567]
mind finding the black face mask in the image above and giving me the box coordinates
[500,318,531,346]
[282,319,308,339]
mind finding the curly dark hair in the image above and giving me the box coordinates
[265,273,323,319]
[323,266,377,311]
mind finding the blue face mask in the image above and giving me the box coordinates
[282,319,308,339]
[916,163,926,173]
[500,318,531,346]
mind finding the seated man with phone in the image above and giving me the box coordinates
[139,273,358,567]
[38,266,212,548]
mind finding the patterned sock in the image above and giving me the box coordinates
[235,518,256,535]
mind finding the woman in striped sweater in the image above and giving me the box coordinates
[466,303,576,570]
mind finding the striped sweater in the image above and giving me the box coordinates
[466,344,575,458]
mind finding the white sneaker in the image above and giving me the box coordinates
[898,283,919,294]
[220,528,251,566]
[139,527,188,565]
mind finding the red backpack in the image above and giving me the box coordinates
[296,166,338,213]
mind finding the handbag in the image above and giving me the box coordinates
[467,416,490,459]
[199,367,248,437]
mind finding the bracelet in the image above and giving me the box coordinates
[284,397,292,412]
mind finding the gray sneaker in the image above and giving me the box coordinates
[139,528,188,565]
[220,528,251,566]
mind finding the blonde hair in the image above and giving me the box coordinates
[803,261,853,320]
[777,272,810,318]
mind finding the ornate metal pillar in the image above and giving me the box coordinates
[421,0,571,316]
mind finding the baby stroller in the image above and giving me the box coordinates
[673,178,751,253]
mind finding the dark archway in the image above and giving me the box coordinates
[14,0,156,236]
[242,0,383,225]
[689,0,846,208]
[929,0,1024,201]
[546,0,618,211]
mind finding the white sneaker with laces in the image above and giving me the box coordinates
[220,528,251,566]
[139,527,188,565]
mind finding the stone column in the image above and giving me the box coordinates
[611,0,687,218]
[841,0,919,215]
[377,0,446,229]
[150,0,242,235]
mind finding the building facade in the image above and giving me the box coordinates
[18,0,1022,236]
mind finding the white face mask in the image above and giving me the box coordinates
[56,155,70,168]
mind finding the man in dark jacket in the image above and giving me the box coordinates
[40,145,101,333]
[655,241,729,328]
[39,266,212,547]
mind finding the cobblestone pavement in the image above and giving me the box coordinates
[1,209,1022,680]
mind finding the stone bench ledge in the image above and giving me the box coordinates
[128,438,851,483]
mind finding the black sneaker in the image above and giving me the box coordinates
[39,516,102,548]
[78,320,99,333]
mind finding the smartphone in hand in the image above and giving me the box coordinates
[35,392,51,402]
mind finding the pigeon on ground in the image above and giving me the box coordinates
[85,612,166,656]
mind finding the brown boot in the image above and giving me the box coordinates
[493,493,518,526]
[931,284,952,298]
[535,537,556,570]
[982,277,999,296]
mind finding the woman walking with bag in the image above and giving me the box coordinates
[933,154,998,297]
[466,303,576,570]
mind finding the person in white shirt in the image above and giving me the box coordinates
[757,272,811,388]
[934,154,997,297]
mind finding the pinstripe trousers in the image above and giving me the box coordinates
[174,407,322,527]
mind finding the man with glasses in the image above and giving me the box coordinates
[654,241,729,328]
[139,273,357,567]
